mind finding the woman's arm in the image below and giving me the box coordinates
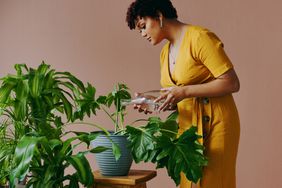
[155,68,240,111]
[184,68,240,98]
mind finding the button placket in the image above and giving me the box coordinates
[203,115,210,123]
[202,97,209,105]
[201,97,211,140]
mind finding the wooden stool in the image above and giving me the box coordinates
[93,169,157,188]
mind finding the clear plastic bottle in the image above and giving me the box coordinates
[121,97,162,111]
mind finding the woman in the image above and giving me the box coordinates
[126,0,240,188]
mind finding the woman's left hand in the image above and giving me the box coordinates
[154,86,186,111]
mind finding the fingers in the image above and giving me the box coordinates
[133,104,152,114]
[154,88,171,102]
[144,108,152,114]
[154,94,167,103]
[134,87,178,113]
[156,92,176,112]
[154,87,177,112]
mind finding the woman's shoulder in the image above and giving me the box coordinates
[187,25,211,37]
[187,25,222,44]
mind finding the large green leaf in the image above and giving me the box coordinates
[126,112,178,163]
[159,120,178,139]
[89,146,109,153]
[156,126,208,185]
[59,92,73,122]
[166,111,178,121]
[38,137,57,162]
[112,83,131,112]
[14,64,28,76]
[48,139,63,150]
[29,70,43,98]
[43,69,56,89]
[10,136,41,187]
[96,95,107,105]
[0,82,15,104]
[126,124,159,163]
[68,175,79,188]
[57,136,78,162]
[66,153,94,187]
[112,142,121,161]
[14,80,29,120]
[54,72,86,93]
[73,131,100,148]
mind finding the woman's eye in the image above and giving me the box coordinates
[139,24,145,30]
[138,24,145,33]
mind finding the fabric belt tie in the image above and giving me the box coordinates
[191,97,211,188]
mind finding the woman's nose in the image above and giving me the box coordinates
[141,30,147,37]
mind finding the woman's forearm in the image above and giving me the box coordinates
[184,69,240,98]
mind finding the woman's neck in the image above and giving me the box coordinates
[163,19,187,46]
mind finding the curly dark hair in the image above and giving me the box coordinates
[126,0,178,30]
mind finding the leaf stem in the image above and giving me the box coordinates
[119,112,123,130]
[101,106,115,124]
[159,128,178,135]
[66,141,83,156]
[130,119,149,125]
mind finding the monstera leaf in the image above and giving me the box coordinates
[125,112,208,185]
[156,126,208,184]
[126,123,159,163]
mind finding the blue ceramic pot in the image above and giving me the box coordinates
[91,132,133,176]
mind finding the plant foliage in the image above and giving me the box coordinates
[0,62,110,187]
[125,112,208,185]
[0,62,208,187]
[97,83,131,132]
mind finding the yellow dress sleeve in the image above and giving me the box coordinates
[193,30,234,78]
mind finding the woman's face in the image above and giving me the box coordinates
[135,16,164,45]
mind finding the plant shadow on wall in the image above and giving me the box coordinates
[0,62,208,188]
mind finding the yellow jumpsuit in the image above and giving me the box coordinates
[160,25,240,188]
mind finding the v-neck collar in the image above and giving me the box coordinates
[166,25,190,85]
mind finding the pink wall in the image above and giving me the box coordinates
[0,0,281,187]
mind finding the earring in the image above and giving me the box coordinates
[160,19,163,28]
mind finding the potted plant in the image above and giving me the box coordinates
[91,84,208,185]
[90,83,133,176]
[0,62,116,188]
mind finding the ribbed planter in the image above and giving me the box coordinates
[91,132,133,176]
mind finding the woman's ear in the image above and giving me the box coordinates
[157,11,164,28]
[157,11,164,20]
